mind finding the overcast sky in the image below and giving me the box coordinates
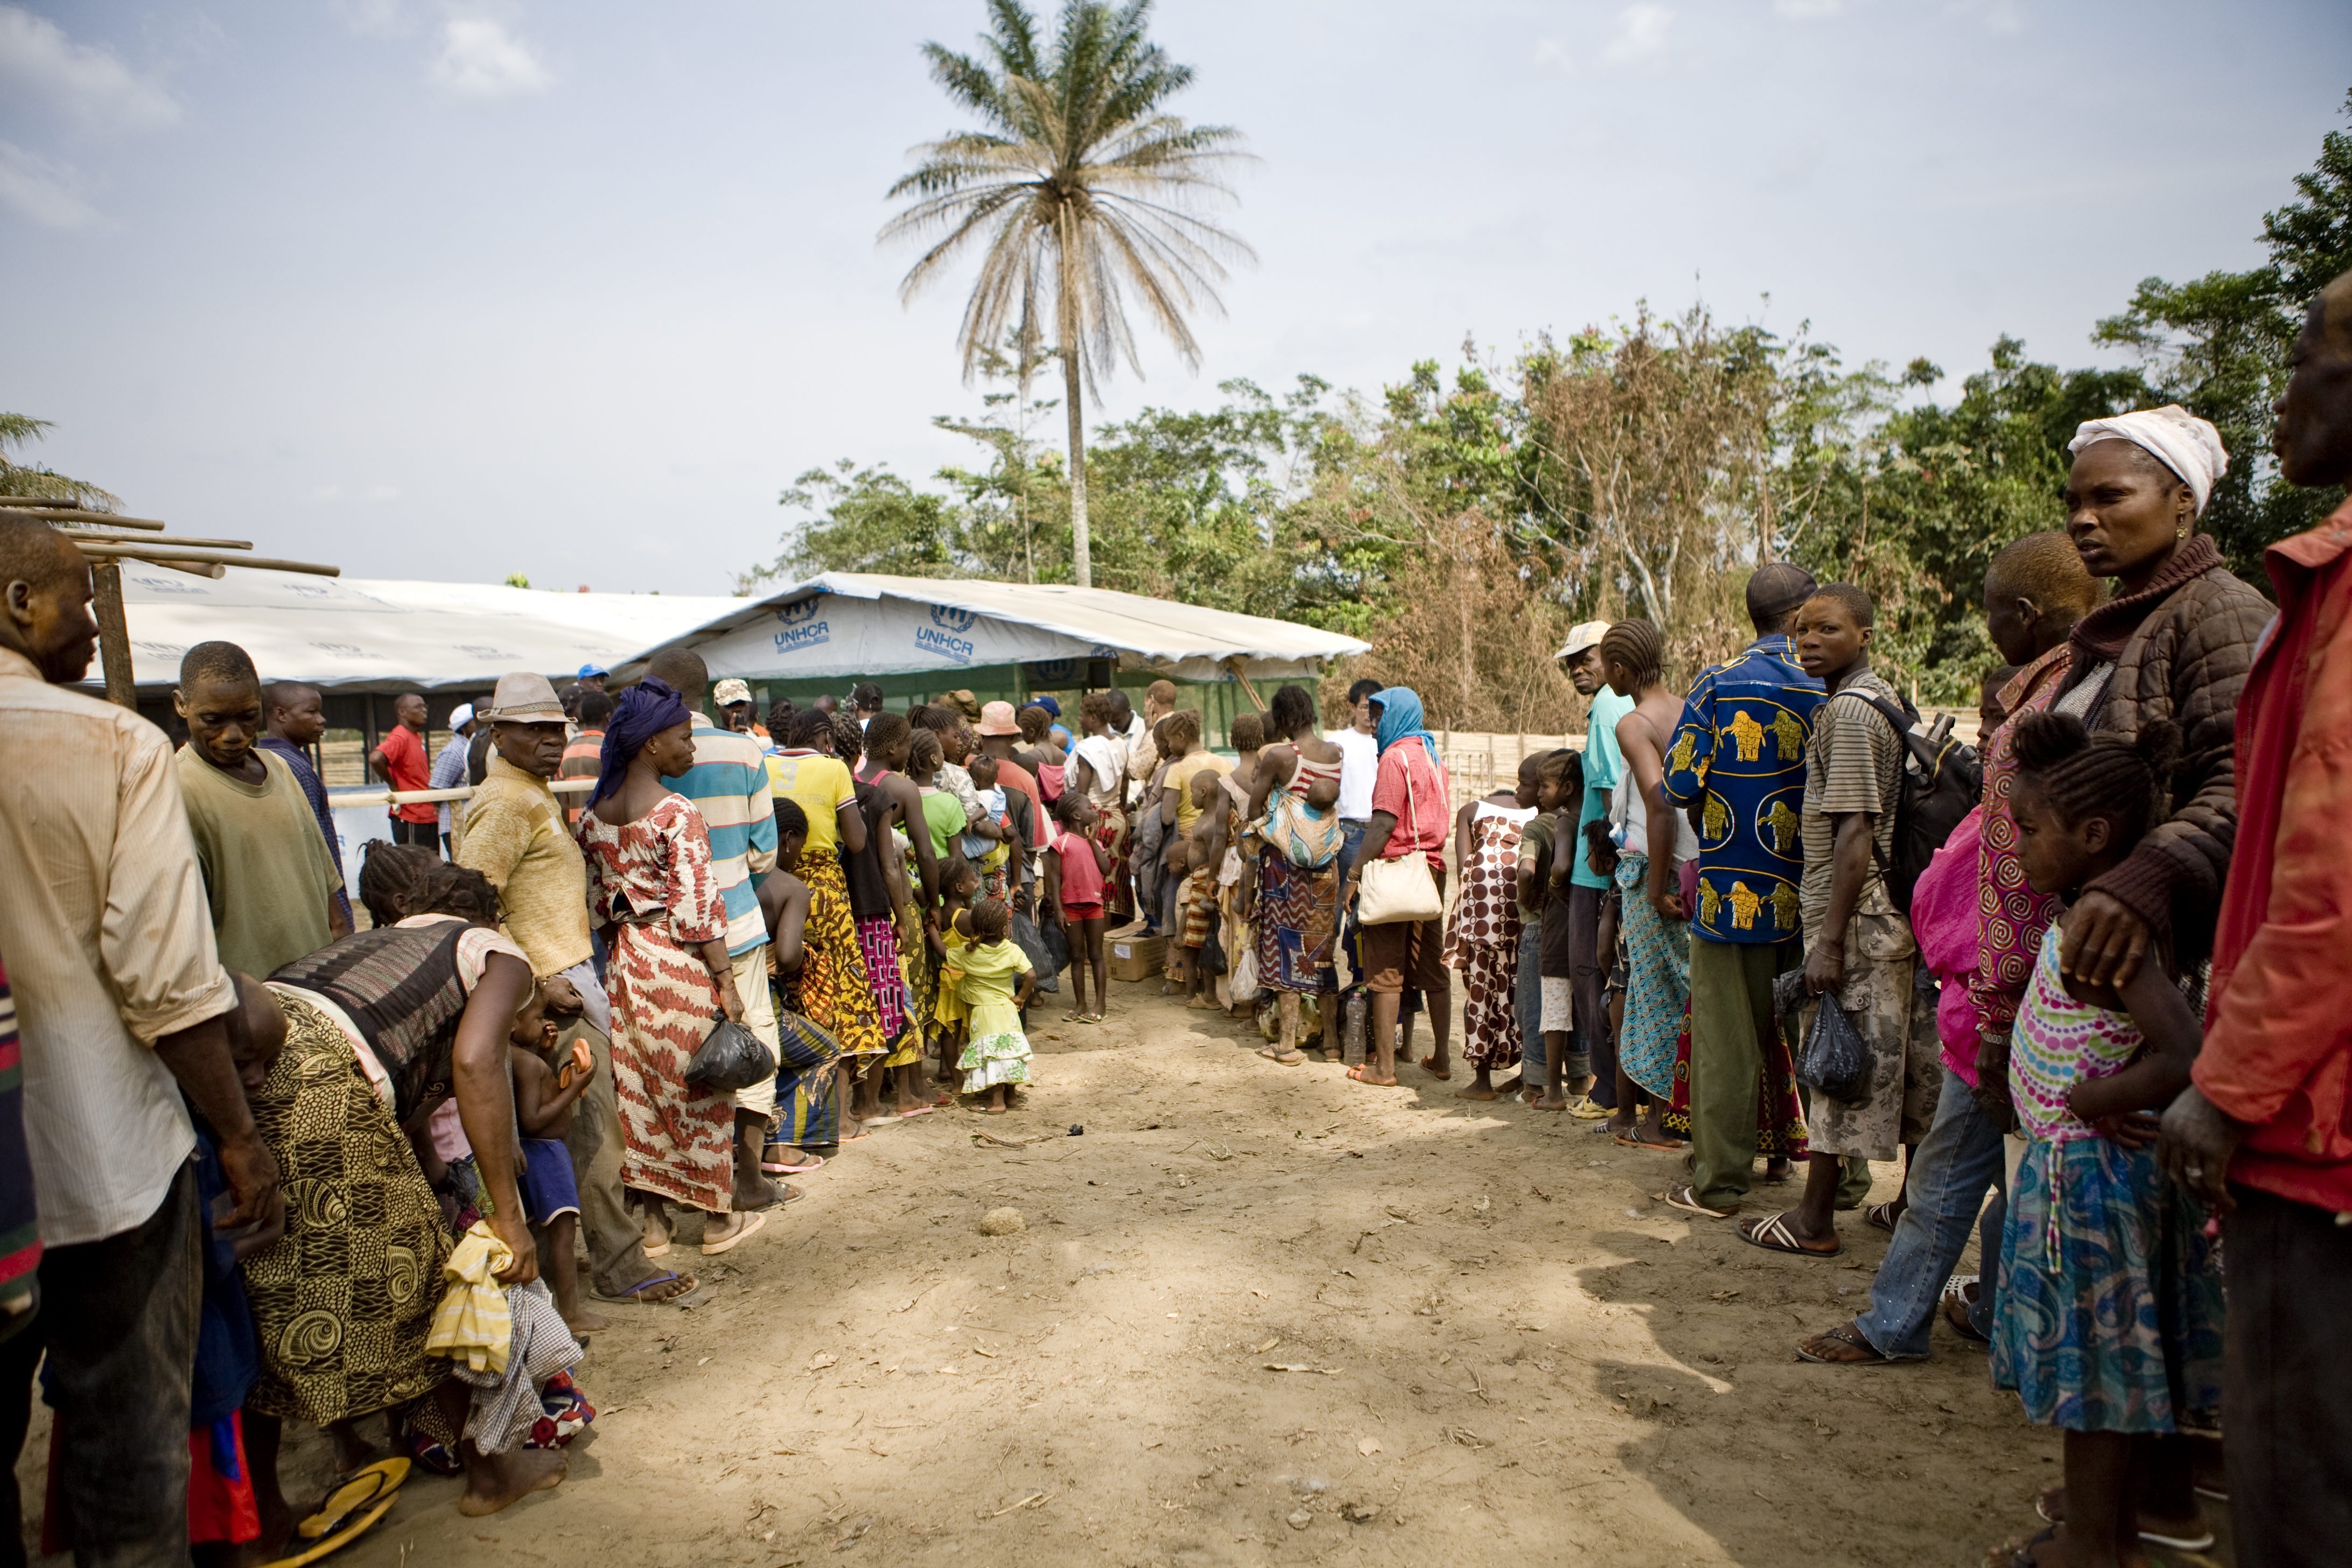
[5,1,2347,595]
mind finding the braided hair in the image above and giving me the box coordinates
[2009,711,2181,848]
[357,841,439,929]
[1598,619,1665,688]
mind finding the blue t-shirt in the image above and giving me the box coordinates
[1572,689,1636,890]
[1661,635,1824,944]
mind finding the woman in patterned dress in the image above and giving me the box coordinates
[1443,776,1536,1099]
[1241,685,1346,1063]
[579,678,764,1256]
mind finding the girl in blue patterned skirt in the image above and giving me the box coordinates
[1989,712,2221,1568]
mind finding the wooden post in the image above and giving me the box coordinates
[89,560,136,710]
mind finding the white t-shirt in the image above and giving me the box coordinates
[1332,727,1378,822]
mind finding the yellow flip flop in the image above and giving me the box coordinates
[263,1494,397,1568]
[297,1458,408,1542]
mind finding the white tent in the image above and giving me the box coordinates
[626,573,1369,684]
[116,566,745,692]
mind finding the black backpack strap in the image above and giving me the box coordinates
[1840,691,1915,877]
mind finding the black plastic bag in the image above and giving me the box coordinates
[684,1014,777,1094]
[1009,909,1060,994]
[1041,915,1072,976]
[1795,993,1873,1105]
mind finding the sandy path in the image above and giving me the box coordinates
[20,977,2066,1567]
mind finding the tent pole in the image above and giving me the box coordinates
[89,561,137,710]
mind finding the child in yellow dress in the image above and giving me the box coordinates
[955,897,1037,1113]
[933,857,980,1089]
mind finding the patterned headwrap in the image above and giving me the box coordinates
[592,676,689,806]
[1370,684,1439,759]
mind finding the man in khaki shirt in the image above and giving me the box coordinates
[0,516,283,1564]
[459,671,694,1306]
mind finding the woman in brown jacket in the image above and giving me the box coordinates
[2053,405,2273,991]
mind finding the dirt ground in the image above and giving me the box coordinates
[26,975,2187,1568]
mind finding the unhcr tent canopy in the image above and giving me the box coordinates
[626,573,1370,685]
[115,566,744,693]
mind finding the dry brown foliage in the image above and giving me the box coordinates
[1321,510,1586,732]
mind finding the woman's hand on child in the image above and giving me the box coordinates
[2083,1108,2162,1150]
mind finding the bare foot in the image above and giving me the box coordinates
[457,1445,565,1516]
[562,1308,611,1336]
[1459,1083,1498,1102]
[1347,1065,1399,1087]
[599,1269,696,1305]
[1533,1093,1568,1111]
[1186,996,1217,1011]
[1416,1055,1452,1081]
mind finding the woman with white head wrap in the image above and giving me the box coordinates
[2033,404,2272,998]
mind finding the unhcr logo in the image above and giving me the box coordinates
[774,599,823,627]
[929,604,978,634]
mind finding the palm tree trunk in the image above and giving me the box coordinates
[1058,214,1092,589]
[1062,341,1090,587]
[1061,346,1091,589]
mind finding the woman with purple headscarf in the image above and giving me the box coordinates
[577,678,765,1256]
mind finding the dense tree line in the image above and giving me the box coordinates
[750,93,2351,724]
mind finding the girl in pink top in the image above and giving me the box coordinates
[1046,793,1112,1022]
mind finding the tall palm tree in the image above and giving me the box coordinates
[881,0,1250,588]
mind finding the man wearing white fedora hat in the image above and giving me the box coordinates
[430,700,478,854]
[460,671,698,1306]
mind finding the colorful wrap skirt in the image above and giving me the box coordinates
[1991,1136,2224,1433]
[767,985,844,1150]
[1661,997,1809,1158]
[240,993,452,1426]
[1254,852,1337,993]
[1614,852,1690,1100]
[796,852,884,1059]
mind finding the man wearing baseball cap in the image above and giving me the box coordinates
[713,678,761,739]
[429,701,477,855]
[576,663,609,692]
[1552,620,1623,1115]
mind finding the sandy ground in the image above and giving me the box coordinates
[27,974,2181,1568]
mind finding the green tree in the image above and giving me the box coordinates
[0,414,117,509]
[2095,90,2352,573]
[880,0,1252,589]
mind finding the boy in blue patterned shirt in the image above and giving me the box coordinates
[1662,563,1824,1218]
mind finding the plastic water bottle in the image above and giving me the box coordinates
[1342,989,1368,1069]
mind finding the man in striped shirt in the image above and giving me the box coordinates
[645,650,787,1211]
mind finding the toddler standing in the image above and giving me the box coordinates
[955,897,1037,1113]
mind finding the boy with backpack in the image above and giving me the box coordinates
[1738,582,1944,1260]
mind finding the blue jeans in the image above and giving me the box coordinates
[1852,1066,2007,1360]
[1513,922,1544,1077]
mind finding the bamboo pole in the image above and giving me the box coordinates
[68,542,339,576]
[67,528,254,550]
[89,561,136,710]
[0,503,167,529]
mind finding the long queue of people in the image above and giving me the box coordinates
[4,277,2351,1568]
[1384,345,2350,1564]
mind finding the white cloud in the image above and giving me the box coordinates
[0,141,98,229]
[1945,0,2025,32]
[1601,4,1675,66]
[1533,37,1573,73]
[0,6,179,132]
[1774,0,1844,16]
[430,18,550,99]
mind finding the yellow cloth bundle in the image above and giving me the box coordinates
[425,1220,514,1374]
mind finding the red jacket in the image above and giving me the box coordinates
[2200,497,2352,1213]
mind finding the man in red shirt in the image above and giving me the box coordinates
[2161,268,2352,1564]
[367,691,437,848]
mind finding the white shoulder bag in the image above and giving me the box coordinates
[1356,754,1443,925]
